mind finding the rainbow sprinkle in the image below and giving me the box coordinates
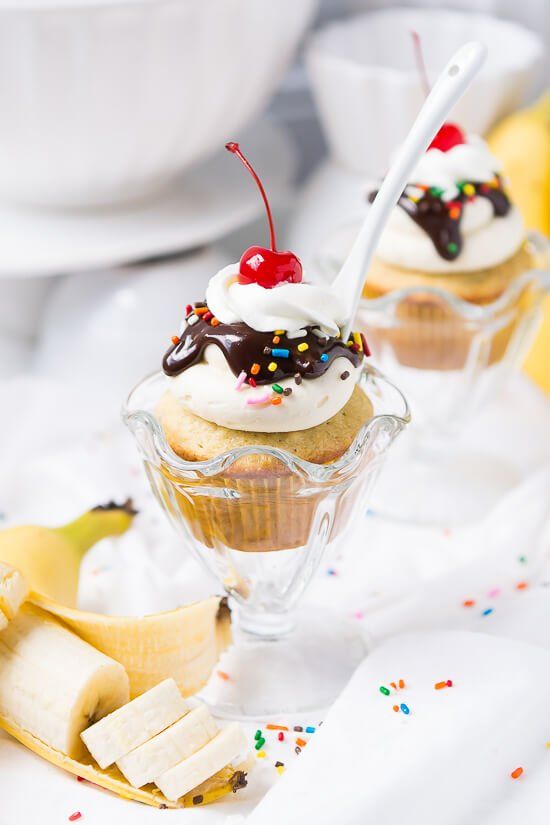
[247,392,271,406]
[272,348,290,358]
[235,371,247,391]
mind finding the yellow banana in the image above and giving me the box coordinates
[31,592,232,699]
[0,500,136,606]
[488,90,550,235]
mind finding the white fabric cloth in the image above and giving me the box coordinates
[0,372,548,824]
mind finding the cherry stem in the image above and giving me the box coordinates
[410,31,431,99]
[226,142,277,251]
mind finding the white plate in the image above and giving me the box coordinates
[0,119,297,278]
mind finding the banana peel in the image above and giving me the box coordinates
[0,715,248,808]
[31,592,232,699]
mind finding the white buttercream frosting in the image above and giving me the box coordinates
[206,264,348,336]
[169,344,361,433]
[373,135,525,273]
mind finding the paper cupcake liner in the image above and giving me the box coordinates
[161,465,325,553]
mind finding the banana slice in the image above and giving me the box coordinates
[156,723,248,802]
[0,562,29,622]
[81,678,188,769]
[0,604,129,759]
[117,703,218,788]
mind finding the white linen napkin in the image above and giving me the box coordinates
[247,629,550,825]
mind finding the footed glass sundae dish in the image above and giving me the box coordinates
[124,144,409,716]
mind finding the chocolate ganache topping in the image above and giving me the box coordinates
[163,303,365,386]
[368,175,510,261]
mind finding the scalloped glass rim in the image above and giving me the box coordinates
[360,231,550,322]
[122,363,410,482]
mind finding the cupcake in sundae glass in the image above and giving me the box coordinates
[125,143,409,715]
[361,122,535,369]
[156,144,373,554]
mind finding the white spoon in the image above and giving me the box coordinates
[334,41,487,339]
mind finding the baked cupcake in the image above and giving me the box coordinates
[362,123,534,369]
[156,144,372,552]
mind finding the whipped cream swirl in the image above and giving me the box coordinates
[206,264,347,336]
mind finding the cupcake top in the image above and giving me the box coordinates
[370,127,525,273]
[162,144,369,434]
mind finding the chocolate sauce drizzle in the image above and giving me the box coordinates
[163,310,362,385]
[368,175,510,261]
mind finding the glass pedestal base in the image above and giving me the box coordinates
[199,606,370,719]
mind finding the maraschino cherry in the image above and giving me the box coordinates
[410,31,466,153]
[226,142,302,288]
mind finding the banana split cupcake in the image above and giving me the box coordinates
[156,144,372,552]
[362,123,534,369]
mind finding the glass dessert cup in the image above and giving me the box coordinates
[123,365,409,718]
[356,232,550,526]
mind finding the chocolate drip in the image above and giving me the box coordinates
[163,312,362,384]
[368,175,510,261]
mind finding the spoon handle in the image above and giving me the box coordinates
[334,41,487,339]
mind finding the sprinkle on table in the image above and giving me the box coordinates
[400,704,410,715]
[271,397,282,406]
[294,374,302,385]
[435,681,449,690]
[295,746,301,754]
[393,705,400,712]
[278,731,284,741]
[305,726,316,734]
[171,335,180,345]
[390,682,397,690]
[254,730,262,740]
[272,384,283,394]
[294,725,303,732]
[276,764,285,775]
[217,670,231,681]
[463,599,475,607]
[510,767,523,780]
[519,555,527,564]
[256,751,266,759]
[267,724,289,731]
[516,581,528,590]
[482,607,494,616]
[283,387,293,396]
[68,814,82,823]
[340,371,350,381]
[488,587,501,598]
[398,679,405,689]
[255,737,266,751]
[379,686,391,696]
[296,737,307,748]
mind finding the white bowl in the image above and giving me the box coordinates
[0,0,317,208]
[306,7,544,176]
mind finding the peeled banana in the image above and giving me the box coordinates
[0,604,129,759]
[0,500,136,606]
[81,678,189,769]
[32,592,232,699]
[0,562,28,628]
[0,714,248,809]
